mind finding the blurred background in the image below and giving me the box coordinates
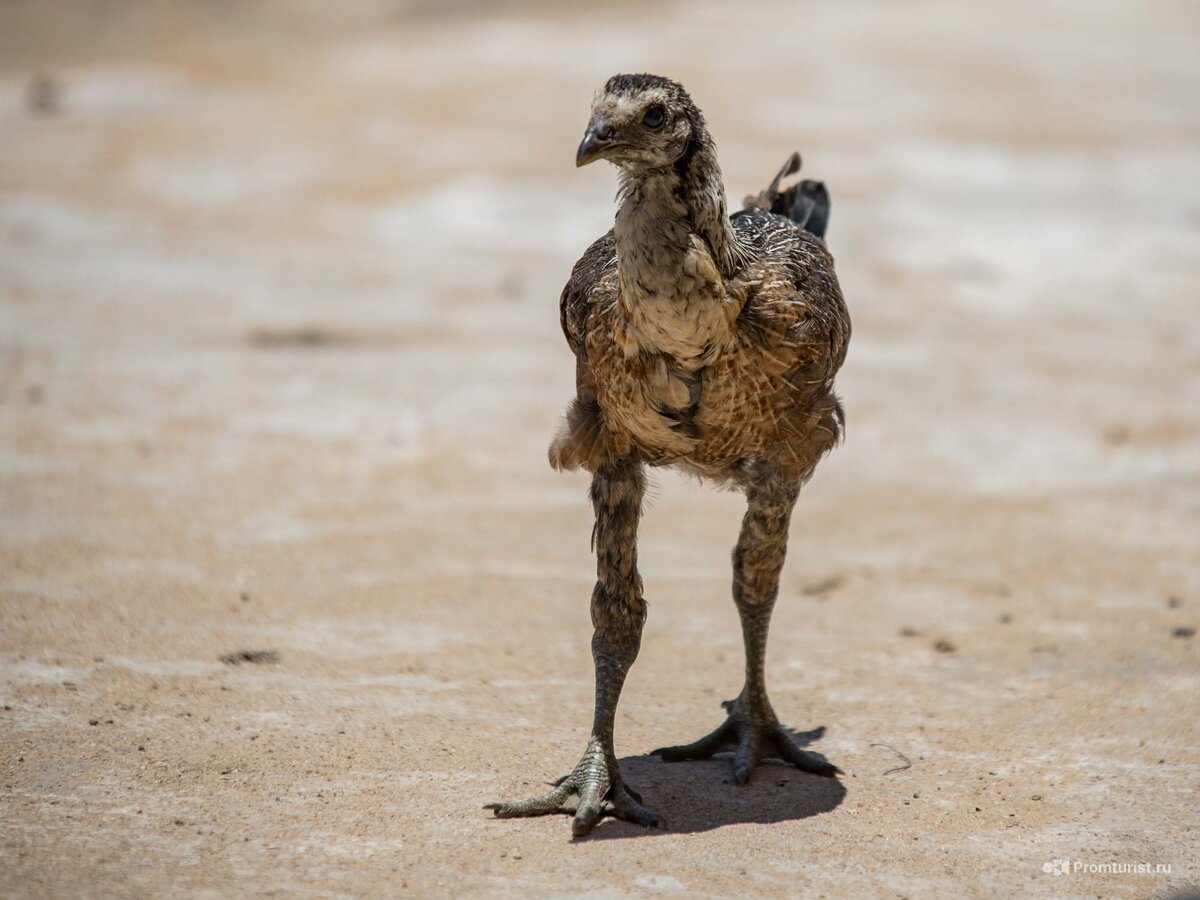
[1,1,1197,896]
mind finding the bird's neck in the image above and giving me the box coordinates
[613,141,750,289]
[611,142,752,362]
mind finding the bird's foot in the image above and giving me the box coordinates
[653,695,841,784]
[484,736,665,837]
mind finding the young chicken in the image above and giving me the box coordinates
[487,74,850,837]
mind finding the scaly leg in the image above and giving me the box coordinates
[486,459,665,836]
[654,461,841,783]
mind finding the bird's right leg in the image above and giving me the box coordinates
[485,459,664,837]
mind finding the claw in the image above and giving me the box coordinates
[653,719,736,762]
[487,741,664,836]
[484,782,572,819]
[769,727,842,777]
[612,785,667,829]
[733,729,762,785]
[572,772,608,836]
[572,804,602,837]
[657,708,841,784]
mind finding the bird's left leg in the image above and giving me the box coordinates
[654,462,841,784]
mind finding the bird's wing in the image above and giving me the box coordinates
[549,230,623,472]
[731,207,851,389]
[559,229,617,356]
[722,207,850,473]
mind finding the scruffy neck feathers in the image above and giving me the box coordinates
[614,129,753,283]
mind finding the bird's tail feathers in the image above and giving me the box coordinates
[744,151,831,238]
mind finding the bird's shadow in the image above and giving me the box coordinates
[586,725,846,840]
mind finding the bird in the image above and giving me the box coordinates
[485,74,850,837]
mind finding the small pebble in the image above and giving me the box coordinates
[1172,626,1194,638]
[27,74,60,114]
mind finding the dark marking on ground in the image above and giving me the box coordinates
[801,575,843,596]
[219,649,280,665]
[246,326,446,350]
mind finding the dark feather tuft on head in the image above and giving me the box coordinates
[604,73,687,97]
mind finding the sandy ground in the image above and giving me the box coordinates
[1,1,1198,896]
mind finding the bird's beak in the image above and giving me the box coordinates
[576,120,615,168]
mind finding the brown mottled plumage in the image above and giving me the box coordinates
[487,75,850,837]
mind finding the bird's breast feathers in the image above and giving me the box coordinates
[613,234,743,365]
[581,250,801,467]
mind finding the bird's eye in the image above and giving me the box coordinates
[642,105,666,129]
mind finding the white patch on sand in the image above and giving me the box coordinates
[876,141,1200,318]
[0,658,90,685]
[58,67,200,115]
[0,195,271,302]
[221,674,468,718]
[60,420,158,445]
[344,175,605,259]
[233,621,461,658]
[635,875,688,891]
[489,677,579,689]
[304,832,406,860]
[436,560,594,584]
[1035,620,1092,639]
[110,657,222,678]
[233,510,317,544]
[103,558,202,581]
[0,195,153,246]
[231,672,458,693]
[129,150,319,209]
[0,578,85,602]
